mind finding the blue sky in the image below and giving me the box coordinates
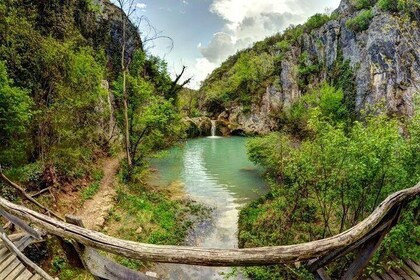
[112,0,341,88]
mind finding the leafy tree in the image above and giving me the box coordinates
[0,61,32,166]
[113,52,185,180]
[241,85,419,279]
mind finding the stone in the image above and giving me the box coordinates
[135,227,143,234]
[145,271,158,278]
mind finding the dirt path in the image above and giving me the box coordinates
[77,155,121,230]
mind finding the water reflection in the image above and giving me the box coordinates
[149,137,268,279]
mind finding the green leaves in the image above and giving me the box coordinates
[113,52,185,172]
[241,86,419,278]
[0,61,33,166]
[346,9,374,32]
[305,13,331,32]
[201,50,275,110]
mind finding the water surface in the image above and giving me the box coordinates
[148,137,268,279]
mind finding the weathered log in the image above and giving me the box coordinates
[0,209,41,239]
[0,183,418,267]
[308,205,400,272]
[65,215,152,280]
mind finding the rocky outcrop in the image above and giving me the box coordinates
[184,117,213,137]
[204,1,419,135]
[217,85,283,135]
[75,0,142,76]
[307,10,418,116]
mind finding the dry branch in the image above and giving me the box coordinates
[0,168,63,221]
[0,183,418,266]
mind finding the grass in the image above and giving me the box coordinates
[104,179,211,268]
[52,256,93,280]
[81,168,103,201]
[81,182,100,200]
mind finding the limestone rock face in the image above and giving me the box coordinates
[185,117,213,137]
[207,2,419,135]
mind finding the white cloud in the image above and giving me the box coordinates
[136,3,147,10]
[191,58,217,89]
[166,58,216,90]
[199,32,236,63]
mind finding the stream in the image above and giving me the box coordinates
[148,136,268,279]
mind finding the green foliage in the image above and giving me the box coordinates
[351,0,377,10]
[0,61,33,166]
[81,182,100,200]
[51,256,92,280]
[378,0,399,11]
[41,40,108,176]
[177,88,201,117]
[377,0,420,14]
[274,84,349,138]
[110,182,210,246]
[241,98,419,278]
[297,51,322,92]
[276,40,291,52]
[1,0,188,184]
[247,133,292,176]
[0,0,113,179]
[346,9,374,32]
[329,50,357,120]
[201,50,275,112]
[305,13,330,32]
[113,51,185,175]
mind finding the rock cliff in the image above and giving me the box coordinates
[200,0,419,135]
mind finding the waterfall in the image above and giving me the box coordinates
[211,120,217,137]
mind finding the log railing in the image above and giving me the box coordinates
[0,182,419,279]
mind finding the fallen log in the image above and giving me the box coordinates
[0,183,418,267]
[65,215,153,280]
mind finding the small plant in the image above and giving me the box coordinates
[52,256,66,273]
[378,0,399,11]
[305,13,330,32]
[377,0,418,12]
[351,0,376,10]
[81,182,100,200]
[346,9,374,32]
[276,40,291,53]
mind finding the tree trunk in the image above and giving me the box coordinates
[121,11,132,169]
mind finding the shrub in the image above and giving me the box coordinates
[378,0,419,12]
[346,9,374,32]
[305,13,330,32]
[276,40,291,53]
[241,109,419,278]
[351,0,376,10]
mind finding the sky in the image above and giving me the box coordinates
[112,0,342,89]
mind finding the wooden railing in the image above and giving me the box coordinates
[0,182,419,279]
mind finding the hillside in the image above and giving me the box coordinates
[199,0,419,134]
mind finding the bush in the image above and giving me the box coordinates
[378,0,394,10]
[351,0,376,10]
[378,0,419,12]
[241,110,419,278]
[305,13,330,32]
[0,61,33,166]
[346,9,374,32]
